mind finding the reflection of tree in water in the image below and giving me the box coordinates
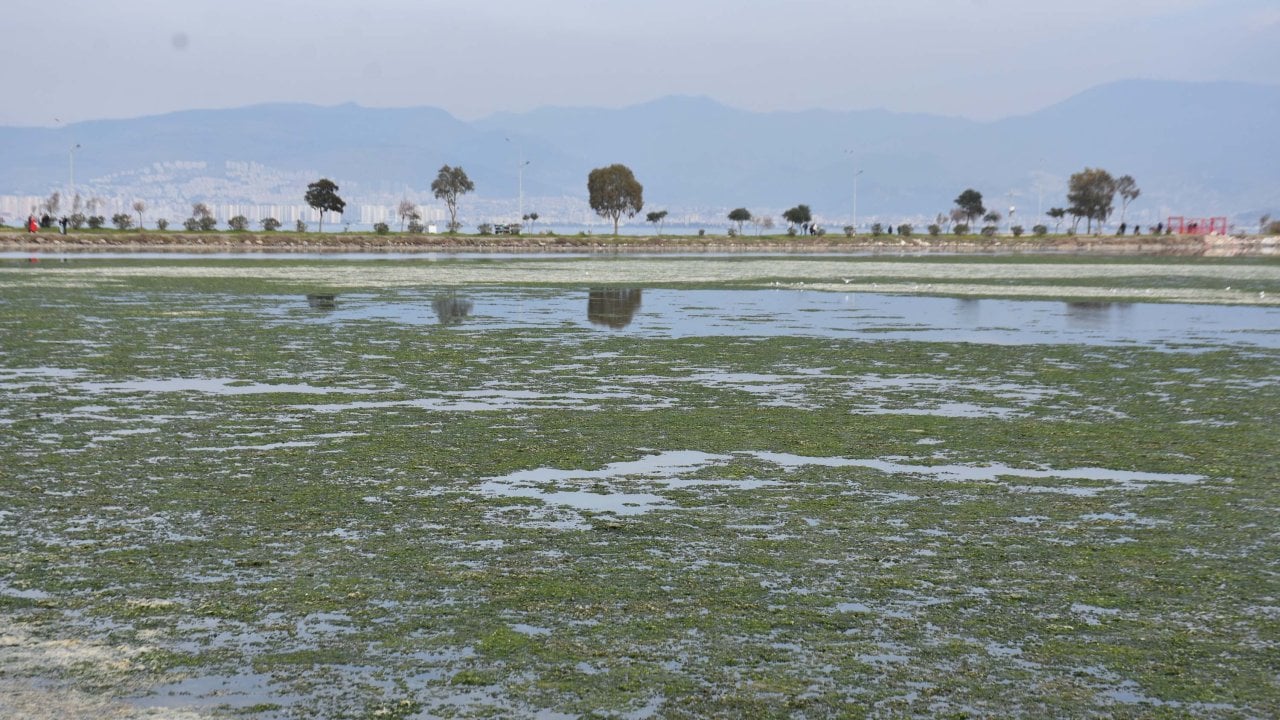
[306,293,337,310]
[588,288,642,329]
[1064,301,1124,328]
[433,293,474,325]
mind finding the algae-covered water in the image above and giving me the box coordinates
[2,255,1278,718]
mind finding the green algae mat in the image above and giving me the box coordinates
[1,255,1278,719]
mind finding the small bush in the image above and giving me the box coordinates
[952,223,969,235]
[183,218,199,231]
[228,215,249,231]
[1011,225,1024,237]
[927,224,941,236]
[407,220,425,234]
[842,225,855,237]
[198,216,217,232]
[698,228,706,237]
[296,219,307,232]
[374,222,391,235]
[111,213,133,230]
[786,227,797,237]
[1265,221,1280,235]
[897,224,913,236]
[477,223,492,235]
[727,227,737,237]
[260,217,281,232]
[1033,224,1048,237]
[870,223,884,237]
[447,221,462,233]
[981,225,998,237]
[155,218,169,231]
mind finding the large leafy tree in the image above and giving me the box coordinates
[782,204,812,232]
[954,189,985,227]
[728,208,752,235]
[304,178,346,232]
[1067,168,1117,233]
[587,164,644,235]
[431,165,474,233]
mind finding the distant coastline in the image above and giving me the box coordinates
[2,232,1278,257]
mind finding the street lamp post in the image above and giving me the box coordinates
[844,150,863,233]
[506,137,531,224]
[69,143,81,199]
[854,169,864,232]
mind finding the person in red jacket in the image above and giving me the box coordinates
[27,215,37,233]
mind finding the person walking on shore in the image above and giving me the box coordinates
[27,215,37,233]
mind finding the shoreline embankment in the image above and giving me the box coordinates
[2,232,1277,257]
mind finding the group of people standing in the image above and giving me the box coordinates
[24,214,68,233]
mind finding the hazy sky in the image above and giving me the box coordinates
[8,0,1278,127]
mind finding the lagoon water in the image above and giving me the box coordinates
[270,287,1280,349]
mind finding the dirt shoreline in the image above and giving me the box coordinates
[3,232,1277,256]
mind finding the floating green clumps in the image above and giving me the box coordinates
[0,258,1276,718]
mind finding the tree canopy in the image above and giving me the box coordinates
[587,164,644,235]
[782,205,812,231]
[304,178,346,232]
[954,189,985,227]
[431,165,474,233]
[1067,168,1117,233]
[728,208,752,235]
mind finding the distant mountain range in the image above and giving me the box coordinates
[1,79,1276,228]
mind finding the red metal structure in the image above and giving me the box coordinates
[1167,216,1229,235]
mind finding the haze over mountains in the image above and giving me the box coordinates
[1,79,1276,229]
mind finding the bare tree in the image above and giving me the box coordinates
[42,192,62,217]
[132,200,146,230]
[1116,175,1141,224]
[397,199,416,232]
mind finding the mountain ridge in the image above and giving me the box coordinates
[1,79,1276,226]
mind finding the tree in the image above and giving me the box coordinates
[260,217,281,232]
[522,212,539,233]
[305,178,346,233]
[431,165,474,233]
[761,216,775,234]
[587,164,644,235]
[645,210,668,235]
[111,213,133,230]
[132,200,146,230]
[1067,168,1117,233]
[954,189,985,227]
[1116,175,1140,224]
[782,205,812,233]
[228,215,250,231]
[190,202,216,232]
[42,192,61,218]
[155,218,169,231]
[397,199,417,232]
[1046,207,1067,233]
[728,208,752,236]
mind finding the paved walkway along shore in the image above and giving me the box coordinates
[3,232,1278,256]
